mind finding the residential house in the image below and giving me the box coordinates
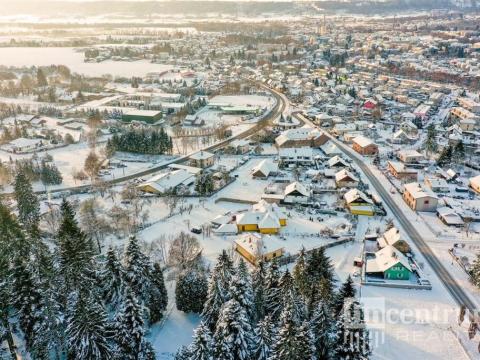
[335,169,359,188]
[234,233,284,265]
[403,182,439,212]
[437,207,464,227]
[344,189,375,216]
[387,161,418,182]
[275,128,328,148]
[284,181,311,204]
[137,169,195,194]
[352,136,378,156]
[189,151,215,168]
[469,175,480,193]
[397,149,425,164]
[377,227,410,254]
[279,147,314,166]
[424,177,450,193]
[366,245,413,280]
[251,159,278,178]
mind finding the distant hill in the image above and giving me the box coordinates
[0,0,478,19]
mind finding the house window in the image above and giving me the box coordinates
[424,200,429,205]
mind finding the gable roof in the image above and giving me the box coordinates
[285,181,310,197]
[367,245,412,273]
[335,169,359,183]
[344,189,372,205]
[251,159,278,177]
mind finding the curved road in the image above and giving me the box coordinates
[294,112,478,316]
[18,82,286,196]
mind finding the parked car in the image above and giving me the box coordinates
[191,227,202,234]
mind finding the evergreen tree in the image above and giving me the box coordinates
[334,276,356,317]
[437,145,453,167]
[56,199,94,292]
[37,68,48,87]
[424,124,438,156]
[310,301,334,360]
[10,255,43,350]
[270,301,313,360]
[114,289,153,360]
[189,322,213,360]
[123,235,151,301]
[471,253,480,287]
[252,261,267,322]
[229,266,253,319]
[66,291,114,360]
[264,261,282,320]
[279,270,305,323]
[14,171,40,237]
[201,251,234,330]
[176,268,208,313]
[334,300,371,360]
[452,140,465,166]
[146,262,168,324]
[253,315,275,360]
[293,248,308,299]
[99,247,125,309]
[213,299,253,360]
[175,346,193,360]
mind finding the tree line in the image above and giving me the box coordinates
[0,172,167,359]
[174,248,371,360]
[106,128,173,156]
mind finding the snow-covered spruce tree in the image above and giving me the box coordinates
[310,300,335,360]
[176,268,208,313]
[123,235,151,301]
[253,315,276,360]
[189,322,213,360]
[470,253,480,288]
[334,276,356,317]
[9,255,43,351]
[270,300,313,360]
[66,290,114,360]
[31,285,65,360]
[14,170,40,238]
[264,261,282,320]
[229,270,254,320]
[252,261,267,322]
[334,300,371,360]
[56,199,95,293]
[99,247,126,309]
[213,299,254,360]
[175,345,193,360]
[293,247,308,299]
[305,247,336,310]
[279,269,306,324]
[114,288,154,360]
[146,262,168,324]
[201,251,234,330]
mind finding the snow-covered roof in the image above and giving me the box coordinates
[470,175,480,188]
[320,141,342,155]
[251,159,278,177]
[284,181,309,197]
[437,207,464,226]
[328,155,349,168]
[366,245,412,273]
[403,182,438,200]
[214,223,238,235]
[235,233,284,256]
[335,169,359,183]
[190,151,214,160]
[352,135,374,148]
[138,169,194,193]
[344,189,372,205]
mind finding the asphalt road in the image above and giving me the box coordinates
[294,112,478,315]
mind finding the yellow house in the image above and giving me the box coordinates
[234,233,284,265]
[236,211,281,234]
[344,189,375,216]
[252,200,287,227]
